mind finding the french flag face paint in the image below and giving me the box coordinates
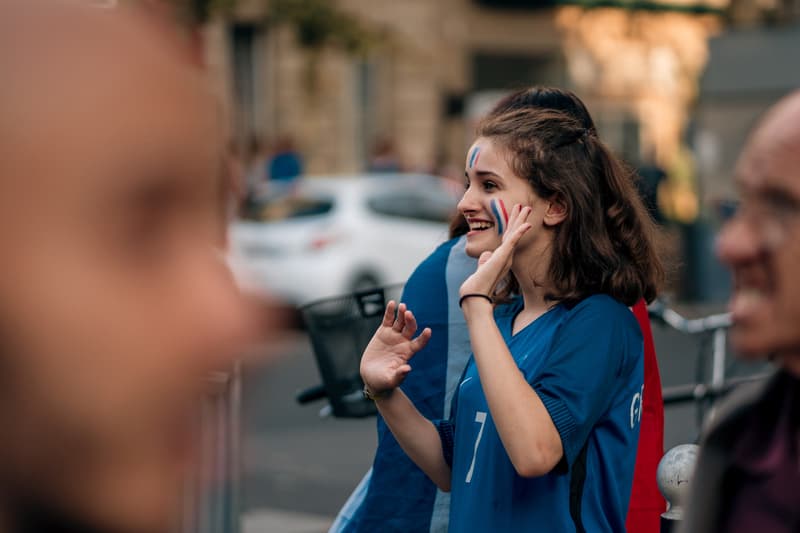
[490,198,509,235]
[468,146,481,169]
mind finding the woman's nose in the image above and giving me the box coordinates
[457,186,480,215]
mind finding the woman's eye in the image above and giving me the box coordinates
[483,181,497,191]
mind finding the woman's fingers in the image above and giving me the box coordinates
[363,303,426,392]
[506,221,532,247]
[382,301,419,337]
[510,202,522,221]
[505,204,529,230]
[501,205,531,245]
[393,303,407,332]
[401,309,417,338]
[410,327,432,353]
[382,300,397,327]
[511,204,527,222]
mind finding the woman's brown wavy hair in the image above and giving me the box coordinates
[476,107,664,306]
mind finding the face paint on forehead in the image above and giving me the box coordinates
[468,146,481,169]
[490,198,509,235]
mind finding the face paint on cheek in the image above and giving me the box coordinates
[490,198,508,235]
[468,146,481,169]
[499,199,509,226]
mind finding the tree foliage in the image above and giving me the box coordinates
[269,0,378,55]
[159,0,378,55]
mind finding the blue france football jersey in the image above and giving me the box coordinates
[446,294,644,532]
[331,236,476,533]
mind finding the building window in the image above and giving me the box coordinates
[230,24,265,143]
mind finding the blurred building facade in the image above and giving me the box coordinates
[693,1,800,208]
[199,0,732,178]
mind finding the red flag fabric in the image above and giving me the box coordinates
[626,299,666,533]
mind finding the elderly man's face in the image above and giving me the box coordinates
[717,96,800,367]
[0,5,258,532]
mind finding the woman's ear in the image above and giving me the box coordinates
[543,197,567,227]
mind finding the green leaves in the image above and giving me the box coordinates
[270,0,378,55]
[156,0,377,54]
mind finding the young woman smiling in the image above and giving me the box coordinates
[359,105,663,531]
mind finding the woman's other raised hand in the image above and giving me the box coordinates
[360,301,432,395]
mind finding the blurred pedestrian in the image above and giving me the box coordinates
[268,135,303,184]
[358,97,663,530]
[368,138,402,173]
[0,2,263,532]
[680,91,800,533]
[637,157,667,225]
[330,216,477,533]
[332,87,666,533]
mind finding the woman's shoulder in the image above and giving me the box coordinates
[555,295,643,376]
[406,236,468,281]
[560,294,639,333]
[566,293,630,314]
[424,235,467,265]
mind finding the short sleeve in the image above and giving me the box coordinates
[433,419,455,468]
[533,296,642,471]
[430,368,465,470]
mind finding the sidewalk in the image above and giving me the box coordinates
[242,508,333,533]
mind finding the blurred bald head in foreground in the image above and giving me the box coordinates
[716,92,800,372]
[681,91,800,532]
[0,2,259,532]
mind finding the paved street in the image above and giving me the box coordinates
[240,304,769,532]
[241,332,374,530]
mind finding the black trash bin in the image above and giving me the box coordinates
[299,284,403,418]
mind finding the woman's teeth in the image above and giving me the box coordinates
[470,221,494,231]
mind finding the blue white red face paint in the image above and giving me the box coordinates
[490,198,509,235]
[468,146,481,169]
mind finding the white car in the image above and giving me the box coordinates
[230,174,460,306]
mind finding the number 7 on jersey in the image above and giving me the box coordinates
[465,411,487,483]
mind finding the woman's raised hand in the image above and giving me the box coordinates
[360,301,432,395]
[460,204,532,300]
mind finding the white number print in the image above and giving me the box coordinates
[465,411,487,483]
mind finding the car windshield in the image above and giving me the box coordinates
[367,182,458,223]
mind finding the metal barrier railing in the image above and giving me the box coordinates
[649,299,769,531]
[648,298,734,403]
[661,373,768,406]
[648,298,769,425]
[183,363,241,533]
